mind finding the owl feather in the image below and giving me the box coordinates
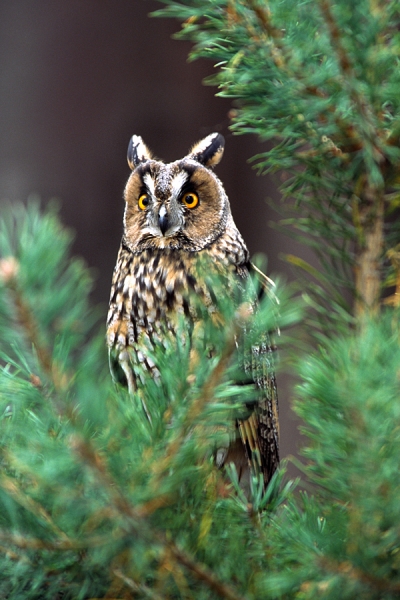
[107,133,279,489]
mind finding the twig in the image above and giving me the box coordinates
[0,529,126,552]
[318,0,386,316]
[0,473,70,542]
[0,543,32,564]
[167,540,248,600]
[244,0,366,163]
[113,568,165,600]
[247,0,282,41]
[354,195,384,316]
[318,0,383,163]
[71,434,249,600]
[150,319,238,480]
[0,258,69,391]
[320,556,400,593]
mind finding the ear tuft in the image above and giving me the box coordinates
[188,133,225,168]
[127,135,152,169]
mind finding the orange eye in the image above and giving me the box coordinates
[182,192,199,209]
[138,194,149,210]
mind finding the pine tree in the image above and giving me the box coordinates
[0,200,297,599]
[152,0,400,597]
[155,0,400,333]
[1,0,400,598]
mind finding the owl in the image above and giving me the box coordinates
[107,133,279,488]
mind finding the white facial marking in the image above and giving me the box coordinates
[143,172,155,199]
[171,171,189,200]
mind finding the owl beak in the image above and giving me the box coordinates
[158,205,169,236]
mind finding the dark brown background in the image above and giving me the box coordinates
[0,1,303,466]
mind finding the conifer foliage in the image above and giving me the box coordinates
[0,202,296,598]
[1,0,400,598]
[151,0,400,597]
[155,0,400,334]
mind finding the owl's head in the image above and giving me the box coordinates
[123,133,232,252]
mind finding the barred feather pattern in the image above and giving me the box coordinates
[107,132,279,488]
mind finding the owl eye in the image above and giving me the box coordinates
[138,194,149,210]
[182,192,199,209]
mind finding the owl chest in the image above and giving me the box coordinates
[108,248,220,350]
[124,258,194,334]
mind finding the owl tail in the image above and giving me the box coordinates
[218,415,265,498]
[222,436,252,495]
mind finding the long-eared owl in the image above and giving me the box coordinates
[107,133,279,487]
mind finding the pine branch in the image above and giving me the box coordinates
[166,541,248,600]
[319,556,400,594]
[0,203,298,598]
[318,0,386,317]
[155,0,400,336]
[0,257,69,391]
[354,195,384,316]
[3,12,400,594]
[0,473,69,542]
[0,529,125,552]
[113,568,165,600]
[70,432,249,600]
[319,0,380,148]
[150,312,239,482]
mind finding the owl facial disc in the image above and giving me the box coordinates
[123,133,231,252]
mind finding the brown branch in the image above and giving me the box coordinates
[353,194,384,317]
[318,0,352,75]
[150,318,238,481]
[320,556,400,593]
[0,257,69,391]
[318,0,384,163]
[318,0,386,316]
[247,0,282,40]
[113,568,165,600]
[242,1,367,162]
[71,434,248,600]
[0,473,70,542]
[168,541,248,600]
[0,529,125,552]
[0,543,32,564]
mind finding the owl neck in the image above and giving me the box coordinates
[121,227,249,268]
[122,212,249,263]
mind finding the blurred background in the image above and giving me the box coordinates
[0,1,302,467]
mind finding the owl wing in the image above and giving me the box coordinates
[233,261,279,489]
